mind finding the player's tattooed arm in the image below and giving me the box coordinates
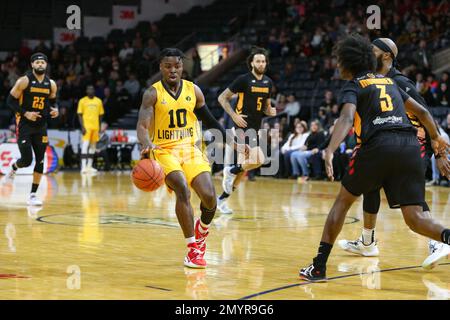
[404,97,449,156]
[218,88,247,128]
[137,87,160,157]
[324,103,356,181]
[49,79,59,118]
[8,76,40,121]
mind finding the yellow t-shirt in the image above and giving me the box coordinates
[77,96,104,130]
[151,80,200,148]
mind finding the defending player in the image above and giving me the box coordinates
[216,47,276,214]
[338,38,450,270]
[136,48,248,268]
[299,35,450,281]
[6,52,59,206]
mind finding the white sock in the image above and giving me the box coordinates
[186,237,196,245]
[87,144,96,168]
[81,141,89,169]
[362,228,375,245]
[199,221,209,233]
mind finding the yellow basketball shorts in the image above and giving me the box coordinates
[82,129,100,143]
[151,145,211,186]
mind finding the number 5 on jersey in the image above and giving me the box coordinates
[376,85,393,112]
[32,96,45,110]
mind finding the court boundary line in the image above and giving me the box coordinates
[238,262,450,300]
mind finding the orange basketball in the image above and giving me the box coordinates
[131,159,165,192]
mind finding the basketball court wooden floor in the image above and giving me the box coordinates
[0,172,448,300]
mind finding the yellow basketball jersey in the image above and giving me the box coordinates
[151,80,200,148]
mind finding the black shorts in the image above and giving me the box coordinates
[343,130,425,209]
[17,123,48,148]
[362,135,431,213]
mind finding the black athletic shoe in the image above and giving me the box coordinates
[299,263,327,282]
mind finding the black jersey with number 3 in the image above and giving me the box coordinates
[338,72,414,144]
[228,72,273,131]
[19,71,52,128]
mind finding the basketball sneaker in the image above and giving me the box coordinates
[338,237,379,257]
[299,263,326,282]
[184,242,207,269]
[222,166,236,195]
[4,161,17,181]
[27,193,43,206]
[217,197,233,214]
[422,241,450,270]
[194,218,209,254]
[87,167,98,174]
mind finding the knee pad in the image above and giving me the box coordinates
[34,160,44,174]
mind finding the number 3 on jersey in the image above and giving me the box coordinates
[376,85,393,112]
[32,96,45,110]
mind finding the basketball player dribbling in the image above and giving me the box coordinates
[136,48,248,268]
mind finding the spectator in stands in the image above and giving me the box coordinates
[281,121,309,178]
[191,49,202,78]
[268,33,282,57]
[275,93,287,113]
[326,103,340,128]
[429,120,450,186]
[320,57,334,80]
[435,82,450,107]
[440,71,449,87]
[318,90,336,112]
[143,38,160,61]
[290,119,326,182]
[413,40,432,74]
[124,73,140,99]
[318,107,328,128]
[118,41,134,61]
[277,93,300,125]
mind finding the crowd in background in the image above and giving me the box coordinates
[0,0,449,183]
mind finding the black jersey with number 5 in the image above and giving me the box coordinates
[338,72,414,144]
[19,71,52,128]
[228,72,273,131]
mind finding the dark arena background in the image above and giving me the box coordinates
[0,0,449,312]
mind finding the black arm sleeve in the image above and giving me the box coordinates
[7,94,23,114]
[49,98,57,108]
[194,105,227,138]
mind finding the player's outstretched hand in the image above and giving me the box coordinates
[50,107,59,118]
[231,113,248,128]
[324,148,334,181]
[436,156,450,180]
[431,136,450,157]
[140,143,161,159]
[24,111,42,122]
